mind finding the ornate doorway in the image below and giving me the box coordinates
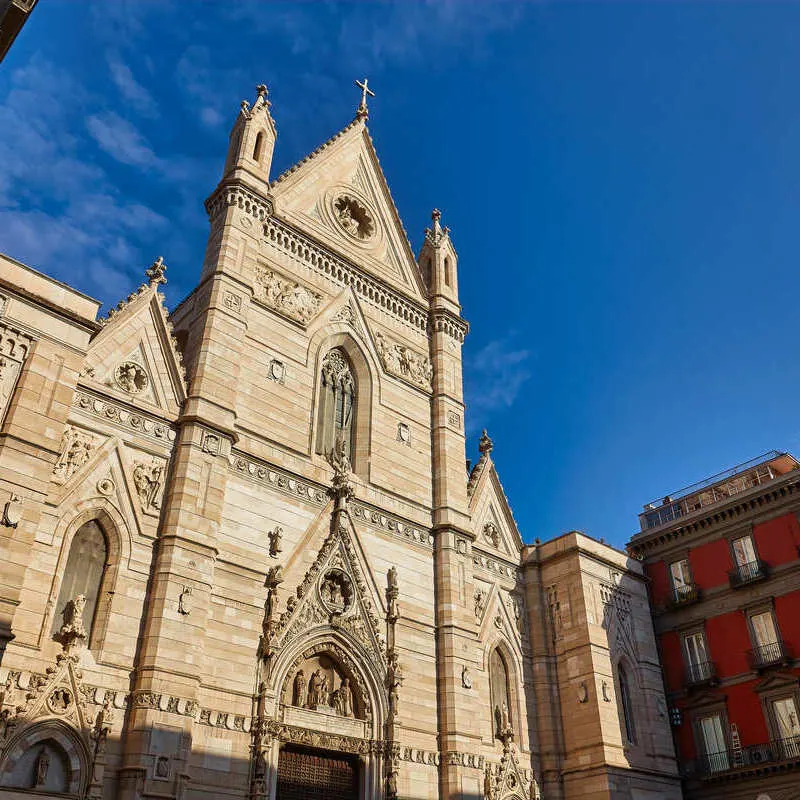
[276,746,359,800]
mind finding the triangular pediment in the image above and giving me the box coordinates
[273,514,386,670]
[470,457,524,556]
[488,745,537,800]
[271,120,427,301]
[83,284,186,416]
[13,653,93,734]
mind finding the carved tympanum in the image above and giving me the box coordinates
[289,652,359,718]
[254,267,321,323]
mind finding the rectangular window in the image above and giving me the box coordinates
[731,534,757,567]
[772,697,800,759]
[670,559,691,589]
[699,714,729,773]
[750,611,779,647]
[684,632,708,666]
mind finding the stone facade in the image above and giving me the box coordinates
[0,85,680,800]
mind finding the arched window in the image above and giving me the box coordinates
[315,349,355,460]
[618,664,637,744]
[253,131,265,162]
[489,648,512,740]
[51,520,108,648]
[444,256,452,287]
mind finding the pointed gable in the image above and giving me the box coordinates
[469,433,524,556]
[83,279,186,418]
[270,118,427,302]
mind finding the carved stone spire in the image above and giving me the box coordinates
[145,256,167,287]
[425,208,450,248]
[479,429,493,455]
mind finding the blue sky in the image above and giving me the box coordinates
[2,1,799,547]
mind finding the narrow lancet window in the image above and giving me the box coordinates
[316,349,356,460]
[489,648,513,740]
[51,520,108,645]
[619,664,637,744]
[253,131,265,162]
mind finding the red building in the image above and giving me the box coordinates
[628,451,800,800]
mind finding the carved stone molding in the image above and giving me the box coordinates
[205,182,274,224]
[263,217,427,334]
[349,502,432,548]
[472,550,520,581]
[429,309,469,343]
[229,452,329,505]
[253,267,322,324]
[73,389,177,444]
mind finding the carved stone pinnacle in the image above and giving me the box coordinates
[145,256,167,286]
[479,429,493,455]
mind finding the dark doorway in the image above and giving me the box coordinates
[276,745,359,800]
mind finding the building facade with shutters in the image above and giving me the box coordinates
[628,452,800,800]
[0,85,680,800]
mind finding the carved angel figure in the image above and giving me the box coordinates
[60,594,87,638]
[268,526,283,558]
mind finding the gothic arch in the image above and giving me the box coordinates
[484,637,526,749]
[306,329,378,477]
[0,718,89,795]
[43,503,127,656]
[271,627,389,740]
[612,653,645,749]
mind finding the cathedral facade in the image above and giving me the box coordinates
[0,85,681,800]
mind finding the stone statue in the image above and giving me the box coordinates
[387,566,397,589]
[335,677,353,718]
[483,766,495,800]
[60,594,87,640]
[268,526,283,558]
[500,702,511,733]
[474,587,486,620]
[53,426,94,483]
[34,747,49,788]
[309,669,326,708]
[293,670,307,708]
[387,651,403,719]
[133,460,164,511]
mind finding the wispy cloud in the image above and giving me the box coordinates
[107,54,159,118]
[86,111,162,169]
[464,336,533,432]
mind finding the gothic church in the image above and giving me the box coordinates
[0,83,681,800]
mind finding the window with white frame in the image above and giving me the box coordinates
[698,714,729,773]
[772,697,800,757]
[683,631,712,682]
[731,534,757,567]
[669,558,692,597]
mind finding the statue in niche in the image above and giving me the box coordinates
[57,593,87,651]
[155,756,169,778]
[321,571,349,613]
[268,526,283,558]
[474,587,486,620]
[387,651,403,719]
[33,748,49,788]
[337,201,359,235]
[293,670,307,708]
[308,668,329,708]
[332,677,354,718]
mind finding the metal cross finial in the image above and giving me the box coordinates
[355,78,375,119]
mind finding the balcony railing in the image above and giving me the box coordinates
[685,660,717,687]
[728,559,768,588]
[690,736,800,778]
[668,584,700,609]
[748,640,790,670]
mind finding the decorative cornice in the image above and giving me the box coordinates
[472,548,521,581]
[628,473,800,557]
[429,308,469,343]
[73,388,177,444]
[205,181,274,224]
[263,217,428,334]
[228,449,433,548]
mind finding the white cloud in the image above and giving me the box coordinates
[86,111,162,168]
[107,55,159,118]
[464,336,533,432]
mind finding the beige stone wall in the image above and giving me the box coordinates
[0,94,681,800]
